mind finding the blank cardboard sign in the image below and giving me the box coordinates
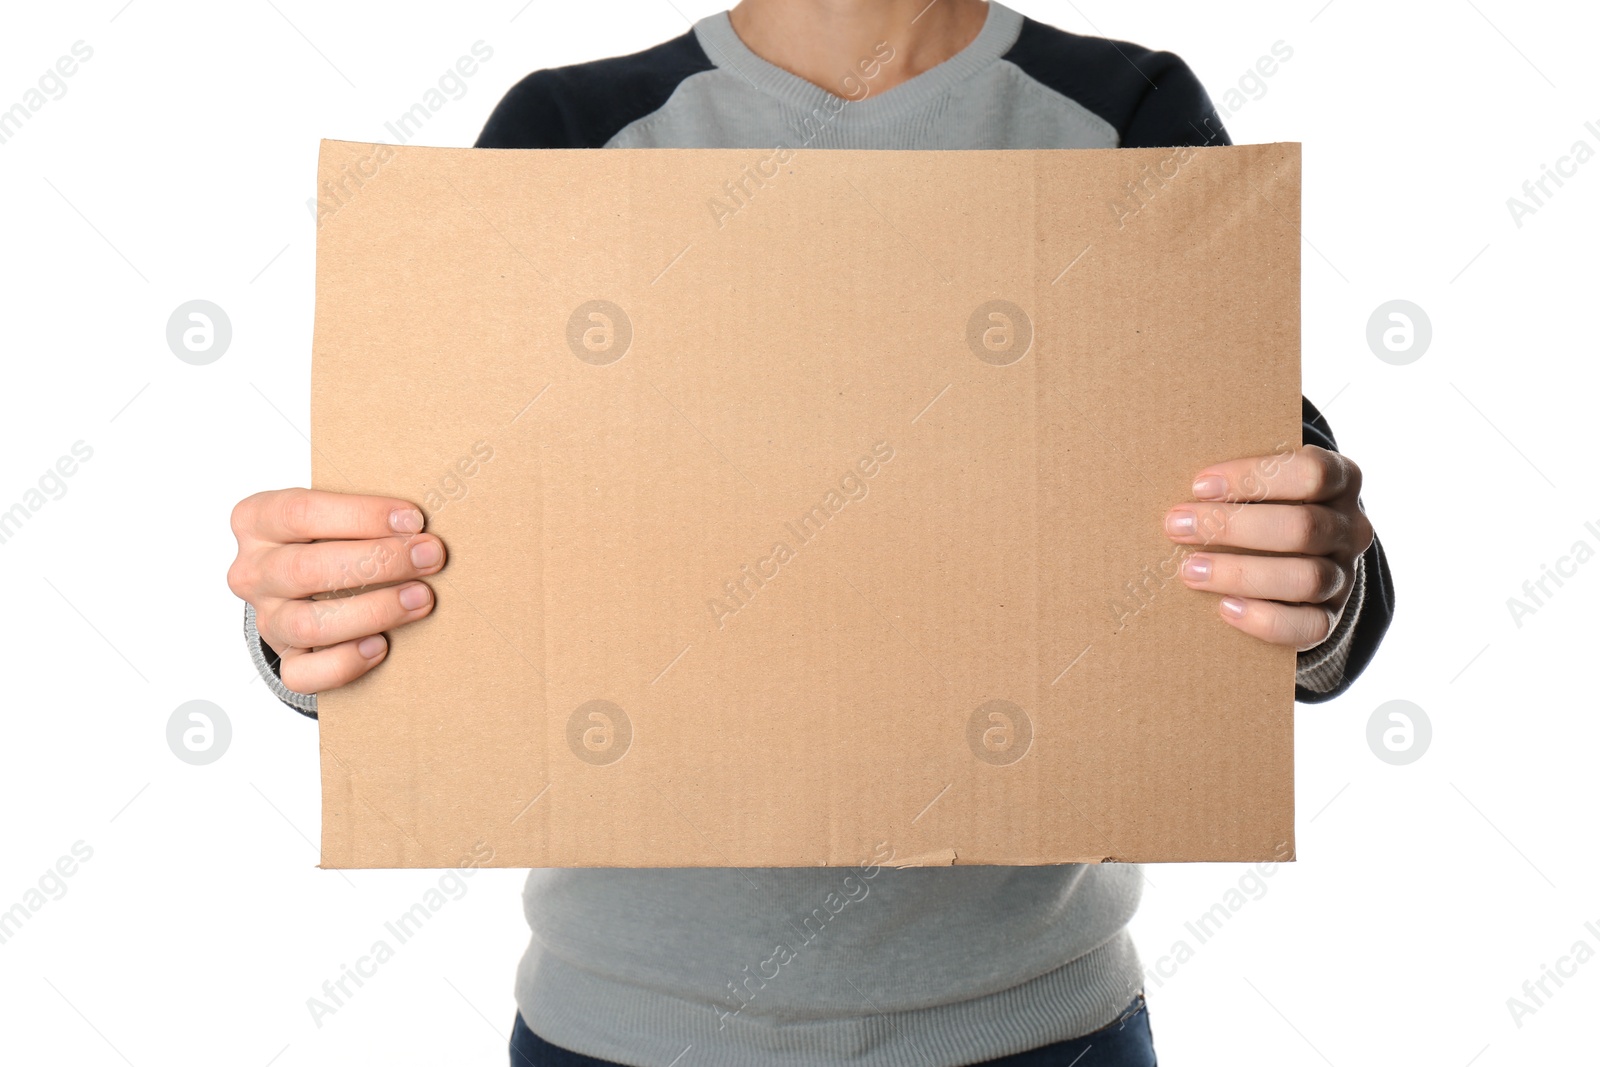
[309,139,1301,869]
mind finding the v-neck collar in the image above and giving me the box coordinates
[692,2,1024,124]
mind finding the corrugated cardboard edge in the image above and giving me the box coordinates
[310,140,1304,869]
[886,848,960,868]
[886,850,1173,867]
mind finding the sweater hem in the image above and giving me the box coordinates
[515,928,1145,1067]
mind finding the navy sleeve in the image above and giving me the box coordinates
[1001,19,1229,148]
[474,30,712,149]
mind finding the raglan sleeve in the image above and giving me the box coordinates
[1119,50,1231,149]
[474,70,565,149]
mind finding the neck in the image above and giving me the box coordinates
[727,0,990,98]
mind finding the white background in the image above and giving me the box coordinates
[1,1,1595,1064]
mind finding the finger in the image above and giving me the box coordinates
[1180,552,1347,605]
[278,634,389,695]
[257,534,446,599]
[233,488,425,545]
[1165,502,1349,556]
[1190,445,1360,504]
[257,581,435,651]
[1217,595,1337,651]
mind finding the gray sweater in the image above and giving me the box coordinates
[245,4,1394,1063]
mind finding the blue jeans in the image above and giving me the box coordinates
[510,993,1156,1066]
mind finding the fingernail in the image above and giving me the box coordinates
[1166,510,1196,537]
[390,508,423,533]
[398,582,431,610]
[410,540,442,569]
[1182,555,1211,582]
[1192,475,1226,500]
[1219,596,1247,619]
[358,634,387,659]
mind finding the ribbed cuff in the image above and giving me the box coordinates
[1295,552,1366,696]
[243,602,318,718]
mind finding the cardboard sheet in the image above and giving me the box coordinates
[309,139,1301,868]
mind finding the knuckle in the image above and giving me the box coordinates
[1282,605,1329,649]
[254,604,286,649]
[378,537,410,577]
[1300,453,1331,499]
[1228,558,1266,598]
[1288,559,1325,602]
[1313,506,1343,547]
[225,558,257,599]
[277,488,313,535]
[1329,507,1354,547]
[309,596,351,633]
[284,548,324,592]
[1354,511,1376,553]
[330,595,378,636]
[1310,559,1344,601]
[1284,507,1319,550]
[348,540,395,587]
[1313,607,1336,644]
[229,496,256,539]
[1324,559,1350,601]
[1343,456,1363,497]
[281,604,323,648]
[396,539,424,577]
[1196,505,1231,543]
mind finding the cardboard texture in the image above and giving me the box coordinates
[310,139,1302,868]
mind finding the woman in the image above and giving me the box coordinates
[228,2,1393,1063]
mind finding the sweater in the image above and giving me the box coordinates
[241,5,1395,1064]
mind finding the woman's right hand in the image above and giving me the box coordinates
[226,488,445,695]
